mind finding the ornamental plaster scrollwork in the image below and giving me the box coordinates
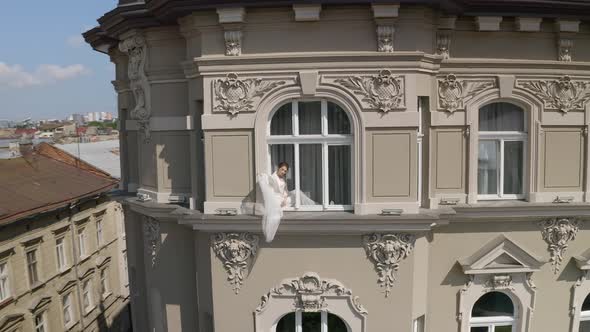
[376,25,395,52]
[437,74,495,113]
[224,30,242,56]
[119,33,151,142]
[363,233,415,297]
[211,233,259,294]
[558,38,573,62]
[142,217,160,268]
[539,217,579,274]
[213,73,285,115]
[519,76,590,113]
[436,32,451,59]
[255,272,367,315]
[484,275,514,291]
[335,70,406,113]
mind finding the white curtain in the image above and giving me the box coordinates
[479,103,524,132]
[478,141,498,195]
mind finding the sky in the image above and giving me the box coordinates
[0,0,119,121]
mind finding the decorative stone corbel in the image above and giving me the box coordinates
[335,70,405,112]
[372,4,399,53]
[212,233,259,294]
[142,216,160,267]
[363,233,415,297]
[437,74,495,113]
[518,76,590,113]
[539,217,579,274]
[217,8,245,56]
[437,16,456,59]
[213,73,286,115]
[119,32,151,142]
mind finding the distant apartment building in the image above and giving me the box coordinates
[0,143,131,332]
[67,114,86,126]
[84,112,114,123]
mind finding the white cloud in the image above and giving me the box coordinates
[0,62,90,88]
[66,35,85,48]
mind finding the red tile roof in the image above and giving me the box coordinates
[0,143,118,226]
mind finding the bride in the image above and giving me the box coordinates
[258,162,317,242]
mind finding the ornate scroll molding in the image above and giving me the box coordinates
[558,38,573,62]
[142,217,160,267]
[519,76,590,113]
[484,274,514,291]
[212,233,259,294]
[213,73,285,115]
[436,32,451,59]
[256,272,367,315]
[335,70,405,112]
[224,30,242,56]
[119,33,151,142]
[539,217,579,274]
[437,74,495,113]
[376,25,394,52]
[363,233,415,297]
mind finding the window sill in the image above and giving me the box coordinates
[102,292,113,301]
[79,255,91,263]
[84,305,96,316]
[0,296,14,310]
[64,320,78,331]
[29,281,45,292]
[58,266,72,276]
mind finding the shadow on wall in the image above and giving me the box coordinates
[158,139,192,207]
[96,299,132,332]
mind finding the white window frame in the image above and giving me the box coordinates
[62,292,73,326]
[26,248,40,286]
[470,315,515,332]
[34,311,47,332]
[100,267,110,297]
[275,311,349,332]
[96,219,104,247]
[77,227,87,258]
[56,237,67,272]
[0,260,10,301]
[267,99,354,211]
[477,107,528,201]
[82,278,93,312]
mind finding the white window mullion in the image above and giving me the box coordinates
[323,143,329,209]
[293,101,299,137]
[295,310,303,332]
[294,143,301,209]
[321,100,328,136]
[321,311,328,332]
[499,139,505,198]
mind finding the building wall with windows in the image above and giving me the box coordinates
[0,199,130,332]
[86,1,590,332]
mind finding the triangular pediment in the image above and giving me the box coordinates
[459,234,546,275]
[29,296,51,313]
[56,279,76,294]
[574,248,590,270]
[0,313,24,330]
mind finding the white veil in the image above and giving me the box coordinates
[256,173,283,242]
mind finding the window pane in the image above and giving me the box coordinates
[479,103,524,132]
[271,103,292,135]
[298,102,321,135]
[478,141,499,195]
[583,294,590,311]
[329,145,351,205]
[328,102,350,134]
[276,313,296,332]
[495,326,512,332]
[470,327,489,332]
[328,313,348,332]
[472,292,514,317]
[302,312,321,332]
[580,320,590,332]
[270,144,295,194]
[299,144,322,205]
[504,141,524,195]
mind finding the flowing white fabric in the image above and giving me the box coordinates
[257,173,283,242]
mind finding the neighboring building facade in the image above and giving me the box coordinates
[86,1,590,331]
[0,143,131,332]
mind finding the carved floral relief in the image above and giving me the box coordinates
[335,70,405,112]
[519,76,590,113]
[437,74,495,113]
[363,233,415,297]
[539,217,579,274]
[376,25,395,53]
[119,33,151,142]
[212,233,259,294]
[143,216,160,267]
[213,73,285,115]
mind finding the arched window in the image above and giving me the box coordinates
[268,100,353,210]
[470,292,515,332]
[580,294,590,331]
[276,312,349,332]
[478,102,527,200]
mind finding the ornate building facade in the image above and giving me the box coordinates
[86,1,590,331]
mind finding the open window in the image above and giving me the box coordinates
[276,312,349,332]
[470,292,515,332]
[268,100,353,211]
[478,102,527,200]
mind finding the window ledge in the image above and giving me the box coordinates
[102,292,113,301]
[0,296,14,310]
[59,266,72,276]
[79,255,91,263]
[29,281,44,292]
[64,320,78,331]
[84,305,96,316]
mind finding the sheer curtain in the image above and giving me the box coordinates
[479,103,524,132]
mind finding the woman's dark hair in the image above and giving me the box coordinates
[278,161,289,170]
